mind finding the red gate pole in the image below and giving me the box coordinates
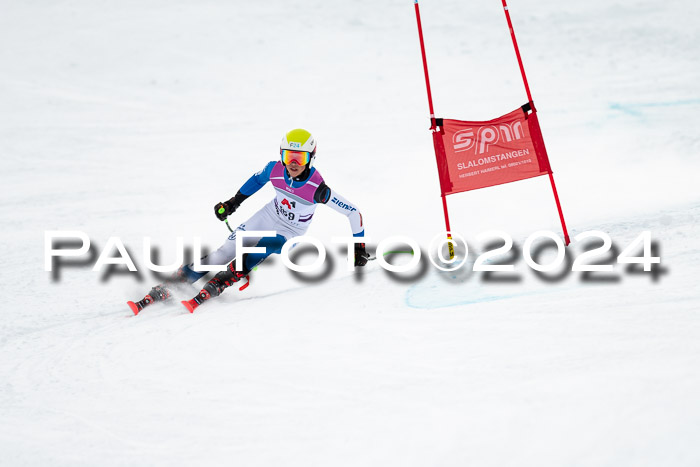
[501,0,571,245]
[414,0,436,123]
[501,0,533,104]
[414,0,455,257]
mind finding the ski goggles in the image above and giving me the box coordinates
[280,149,311,166]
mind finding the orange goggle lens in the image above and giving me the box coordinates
[280,149,311,166]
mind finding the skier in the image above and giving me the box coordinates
[128,128,369,314]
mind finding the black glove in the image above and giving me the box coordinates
[354,242,370,267]
[214,201,233,221]
[214,191,249,221]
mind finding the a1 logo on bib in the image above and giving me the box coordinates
[282,198,296,209]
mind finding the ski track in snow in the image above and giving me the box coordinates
[1,0,700,465]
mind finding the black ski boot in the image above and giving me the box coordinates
[181,260,250,313]
[127,284,172,315]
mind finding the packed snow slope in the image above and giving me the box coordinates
[1,0,699,466]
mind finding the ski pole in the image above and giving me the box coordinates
[217,206,234,232]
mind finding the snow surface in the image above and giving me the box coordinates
[1,0,699,465]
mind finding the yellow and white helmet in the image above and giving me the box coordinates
[280,128,317,167]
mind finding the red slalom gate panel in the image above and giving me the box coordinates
[432,106,551,196]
